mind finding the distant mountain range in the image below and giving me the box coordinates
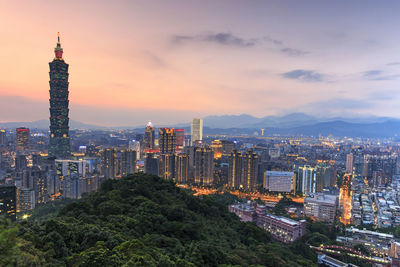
[1,113,400,138]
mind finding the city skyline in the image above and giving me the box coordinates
[2,1,400,126]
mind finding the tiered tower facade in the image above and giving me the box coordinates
[48,33,70,158]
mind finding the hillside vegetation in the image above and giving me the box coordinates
[8,174,317,266]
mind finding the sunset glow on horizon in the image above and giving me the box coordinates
[2,0,400,126]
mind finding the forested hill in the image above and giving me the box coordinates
[15,174,316,266]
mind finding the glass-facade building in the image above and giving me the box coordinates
[48,34,70,158]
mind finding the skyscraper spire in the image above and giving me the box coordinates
[54,32,63,60]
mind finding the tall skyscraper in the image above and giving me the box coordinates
[191,118,203,145]
[144,152,159,176]
[16,127,29,151]
[242,150,258,191]
[159,128,176,154]
[100,148,116,179]
[297,165,317,195]
[228,149,242,188]
[48,33,70,158]
[0,129,6,146]
[159,153,175,179]
[346,153,354,174]
[143,121,155,151]
[176,153,189,183]
[118,149,137,177]
[194,147,214,185]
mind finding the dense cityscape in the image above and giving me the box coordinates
[0,34,400,266]
[4,1,400,266]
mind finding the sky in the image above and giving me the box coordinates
[1,0,400,126]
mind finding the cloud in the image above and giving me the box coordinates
[363,69,400,80]
[280,47,308,56]
[386,62,400,66]
[282,69,324,82]
[172,32,257,47]
[172,33,308,56]
[263,36,283,46]
[363,70,382,77]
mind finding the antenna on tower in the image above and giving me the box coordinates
[57,32,60,43]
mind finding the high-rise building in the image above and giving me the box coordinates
[175,154,189,183]
[346,153,354,173]
[194,147,214,185]
[191,118,203,145]
[316,164,335,192]
[16,127,29,151]
[159,153,175,179]
[242,150,258,190]
[174,129,185,148]
[0,129,6,146]
[118,149,137,177]
[210,140,223,159]
[159,128,176,154]
[297,165,316,195]
[144,152,159,176]
[143,121,155,151]
[0,185,16,221]
[228,149,242,188]
[100,148,116,179]
[48,33,70,158]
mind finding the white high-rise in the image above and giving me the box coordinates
[191,118,203,145]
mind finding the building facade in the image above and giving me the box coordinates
[159,128,176,154]
[48,33,70,158]
[16,127,29,151]
[191,118,203,145]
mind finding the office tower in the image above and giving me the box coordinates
[297,165,316,195]
[119,149,137,177]
[176,154,189,183]
[304,193,338,223]
[0,129,6,146]
[174,129,185,148]
[346,153,354,173]
[242,150,258,191]
[158,128,176,154]
[48,33,70,158]
[228,149,243,188]
[159,153,175,179]
[191,118,203,145]
[194,147,214,185]
[100,148,116,179]
[264,171,294,193]
[144,153,159,176]
[143,121,155,151]
[316,164,334,192]
[16,127,29,151]
[210,140,223,159]
[0,185,16,221]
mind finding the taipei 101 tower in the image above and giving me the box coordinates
[48,33,70,158]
